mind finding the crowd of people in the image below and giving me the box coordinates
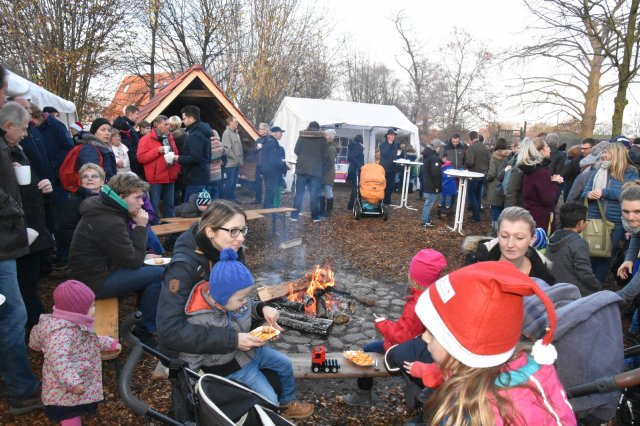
[0,60,638,425]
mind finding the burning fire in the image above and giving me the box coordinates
[288,265,336,316]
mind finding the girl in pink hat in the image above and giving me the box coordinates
[29,280,121,425]
[407,261,576,425]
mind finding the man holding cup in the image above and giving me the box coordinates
[137,115,181,224]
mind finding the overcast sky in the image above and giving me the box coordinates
[321,0,640,131]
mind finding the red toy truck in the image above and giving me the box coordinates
[311,345,340,373]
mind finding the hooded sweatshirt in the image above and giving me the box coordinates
[547,229,602,297]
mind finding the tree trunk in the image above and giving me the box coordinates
[581,51,604,139]
[611,0,639,135]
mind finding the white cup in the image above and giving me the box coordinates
[14,165,31,185]
[164,152,175,165]
[26,228,39,246]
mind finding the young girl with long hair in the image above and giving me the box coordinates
[406,261,576,425]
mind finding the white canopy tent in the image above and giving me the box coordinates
[6,69,78,128]
[271,97,420,187]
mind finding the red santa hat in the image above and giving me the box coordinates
[414,261,557,368]
[70,121,84,132]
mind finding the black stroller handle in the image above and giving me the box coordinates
[566,367,640,398]
[118,312,184,426]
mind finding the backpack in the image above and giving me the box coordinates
[59,145,103,192]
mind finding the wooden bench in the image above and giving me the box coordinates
[95,297,120,360]
[244,207,296,239]
[289,352,389,379]
[151,211,265,236]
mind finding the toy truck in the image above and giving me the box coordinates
[311,345,340,373]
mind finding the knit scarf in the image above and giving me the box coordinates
[52,306,95,330]
[592,161,610,193]
[622,215,640,234]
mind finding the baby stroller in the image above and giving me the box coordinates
[353,162,388,221]
[119,313,294,426]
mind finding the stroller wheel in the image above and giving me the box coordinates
[382,206,388,221]
[354,203,362,220]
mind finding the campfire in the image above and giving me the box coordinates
[256,265,376,336]
[287,265,337,316]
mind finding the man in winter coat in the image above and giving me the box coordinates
[252,123,270,204]
[546,133,566,176]
[291,121,330,222]
[261,126,288,209]
[178,105,212,201]
[137,115,181,223]
[421,141,443,228]
[464,131,490,223]
[346,134,365,210]
[379,128,399,205]
[222,116,243,201]
[442,133,466,169]
[0,97,43,415]
[68,173,163,343]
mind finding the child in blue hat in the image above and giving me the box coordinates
[179,248,314,419]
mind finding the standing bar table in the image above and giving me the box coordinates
[444,169,485,234]
[392,159,423,210]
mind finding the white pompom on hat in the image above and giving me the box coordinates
[414,261,557,368]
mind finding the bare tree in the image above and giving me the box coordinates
[507,0,618,138]
[391,12,439,131]
[342,49,404,107]
[585,0,640,135]
[438,28,495,132]
[0,0,129,115]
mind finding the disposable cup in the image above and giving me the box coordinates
[164,152,175,165]
[14,165,31,185]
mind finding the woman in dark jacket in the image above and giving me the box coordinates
[77,118,117,181]
[157,200,284,420]
[346,135,365,210]
[55,163,105,265]
[519,137,563,232]
[463,206,556,284]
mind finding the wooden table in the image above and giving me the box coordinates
[151,211,264,236]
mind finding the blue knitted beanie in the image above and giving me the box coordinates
[533,227,548,250]
[208,248,254,306]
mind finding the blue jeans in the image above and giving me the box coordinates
[591,222,626,283]
[149,183,175,224]
[184,184,207,203]
[491,205,503,222]
[322,184,334,199]
[0,259,39,399]
[468,178,483,221]
[292,174,322,220]
[208,181,221,200]
[227,345,296,406]
[224,167,240,201]
[439,195,453,209]
[98,267,163,333]
[146,228,165,255]
[421,193,438,223]
[363,339,385,354]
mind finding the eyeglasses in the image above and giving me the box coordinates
[217,226,248,238]
[580,147,591,151]
[81,174,100,180]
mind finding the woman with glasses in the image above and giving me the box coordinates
[55,163,106,268]
[157,200,275,420]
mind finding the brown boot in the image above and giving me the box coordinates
[280,400,314,419]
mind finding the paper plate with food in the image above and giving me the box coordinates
[249,325,281,341]
[342,350,374,367]
[144,257,171,266]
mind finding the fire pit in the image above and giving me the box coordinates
[256,265,375,336]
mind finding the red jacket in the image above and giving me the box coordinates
[375,288,425,351]
[137,129,181,184]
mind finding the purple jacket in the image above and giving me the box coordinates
[522,163,559,232]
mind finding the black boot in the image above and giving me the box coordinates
[325,198,334,216]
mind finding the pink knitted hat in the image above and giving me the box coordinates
[53,280,95,315]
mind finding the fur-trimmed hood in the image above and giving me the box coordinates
[299,130,326,138]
